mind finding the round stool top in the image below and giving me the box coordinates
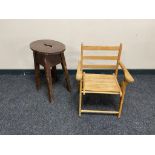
[30,40,65,55]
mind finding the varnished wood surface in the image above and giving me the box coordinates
[30,40,65,55]
[76,61,82,81]
[83,73,122,95]
[81,43,122,70]
[31,40,71,102]
[82,64,116,69]
[76,43,134,117]
[81,45,120,51]
[83,55,118,60]
[119,61,134,83]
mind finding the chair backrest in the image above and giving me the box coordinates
[81,43,122,76]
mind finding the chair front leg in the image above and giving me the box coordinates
[118,80,128,118]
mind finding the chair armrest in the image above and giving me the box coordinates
[76,60,82,81]
[119,61,134,83]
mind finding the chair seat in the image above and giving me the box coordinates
[83,73,122,95]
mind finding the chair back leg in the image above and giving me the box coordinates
[79,80,83,116]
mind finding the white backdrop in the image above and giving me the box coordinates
[0,19,155,69]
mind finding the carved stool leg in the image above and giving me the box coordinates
[60,53,71,92]
[33,52,41,90]
[44,59,53,102]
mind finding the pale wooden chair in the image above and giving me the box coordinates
[76,43,134,118]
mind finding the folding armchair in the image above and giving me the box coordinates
[76,43,134,118]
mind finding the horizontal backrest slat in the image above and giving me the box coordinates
[81,43,122,71]
[82,46,120,51]
[82,64,116,69]
[83,55,118,60]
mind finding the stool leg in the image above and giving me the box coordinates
[51,66,58,82]
[60,53,71,92]
[33,52,40,90]
[44,60,53,102]
[35,63,41,90]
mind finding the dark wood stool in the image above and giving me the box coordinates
[30,40,71,102]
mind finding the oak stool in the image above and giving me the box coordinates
[30,40,71,102]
